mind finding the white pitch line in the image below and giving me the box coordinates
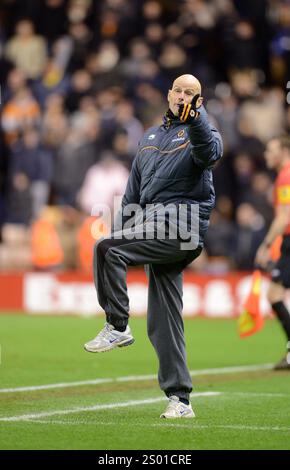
[0,392,220,423]
[25,420,290,433]
[0,378,113,393]
[189,363,273,376]
[151,423,290,432]
[0,363,273,394]
[224,392,290,398]
[2,390,286,424]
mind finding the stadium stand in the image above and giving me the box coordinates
[0,0,289,272]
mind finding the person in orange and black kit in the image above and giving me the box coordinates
[255,136,290,370]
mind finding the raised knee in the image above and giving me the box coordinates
[95,237,111,258]
[105,247,121,264]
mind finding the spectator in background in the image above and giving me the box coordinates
[41,93,69,150]
[31,205,64,271]
[7,127,53,223]
[1,67,26,104]
[96,0,141,51]
[238,88,285,145]
[77,215,110,272]
[70,95,100,132]
[96,87,124,142]
[130,59,169,95]
[269,0,290,85]
[134,83,166,127]
[19,128,53,218]
[245,172,274,228]
[2,71,41,145]
[31,204,82,271]
[5,18,47,79]
[32,58,70,107]
[224,20,263,70]
[66,21,93,72]
[53,112,101,207]
[97,40,121,75]
[77,151,129,215]
[112,131,134,170]
[159,42,190,83]
[207,83,239,154]
[31,0,68,46]
[234,202,266,270]
[114,100,144,154]
[205,196,236,272]
[0,0,290,273]
[84,41,123,93]
[65,69,93,113]
[0,43,13,86]
[232,152,259,206]
[144,22,164,57]
[120,38,152,79]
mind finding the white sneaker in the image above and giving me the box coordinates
[160,395,195,419]
[84,323,134,353]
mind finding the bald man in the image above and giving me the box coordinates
[84,75,223,418]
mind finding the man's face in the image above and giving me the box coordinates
[167,77,202,116]
[264,140,283,170]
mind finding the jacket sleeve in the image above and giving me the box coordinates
[188,105,223,169]
[112,154,141,233]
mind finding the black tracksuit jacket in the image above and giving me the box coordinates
[114,105,223,245]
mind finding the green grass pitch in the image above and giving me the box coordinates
[0,314,289,450]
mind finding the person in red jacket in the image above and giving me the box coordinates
[255,135,290,370]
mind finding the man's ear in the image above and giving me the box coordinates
[196,96,203,108]
[167,89,172,103]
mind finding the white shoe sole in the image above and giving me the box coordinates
[160,413,195,419]
[84,337,135,353]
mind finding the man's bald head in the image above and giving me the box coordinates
[168,74,203,116]
[172,74,202,95]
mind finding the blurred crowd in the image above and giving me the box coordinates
[0,0,290,272]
